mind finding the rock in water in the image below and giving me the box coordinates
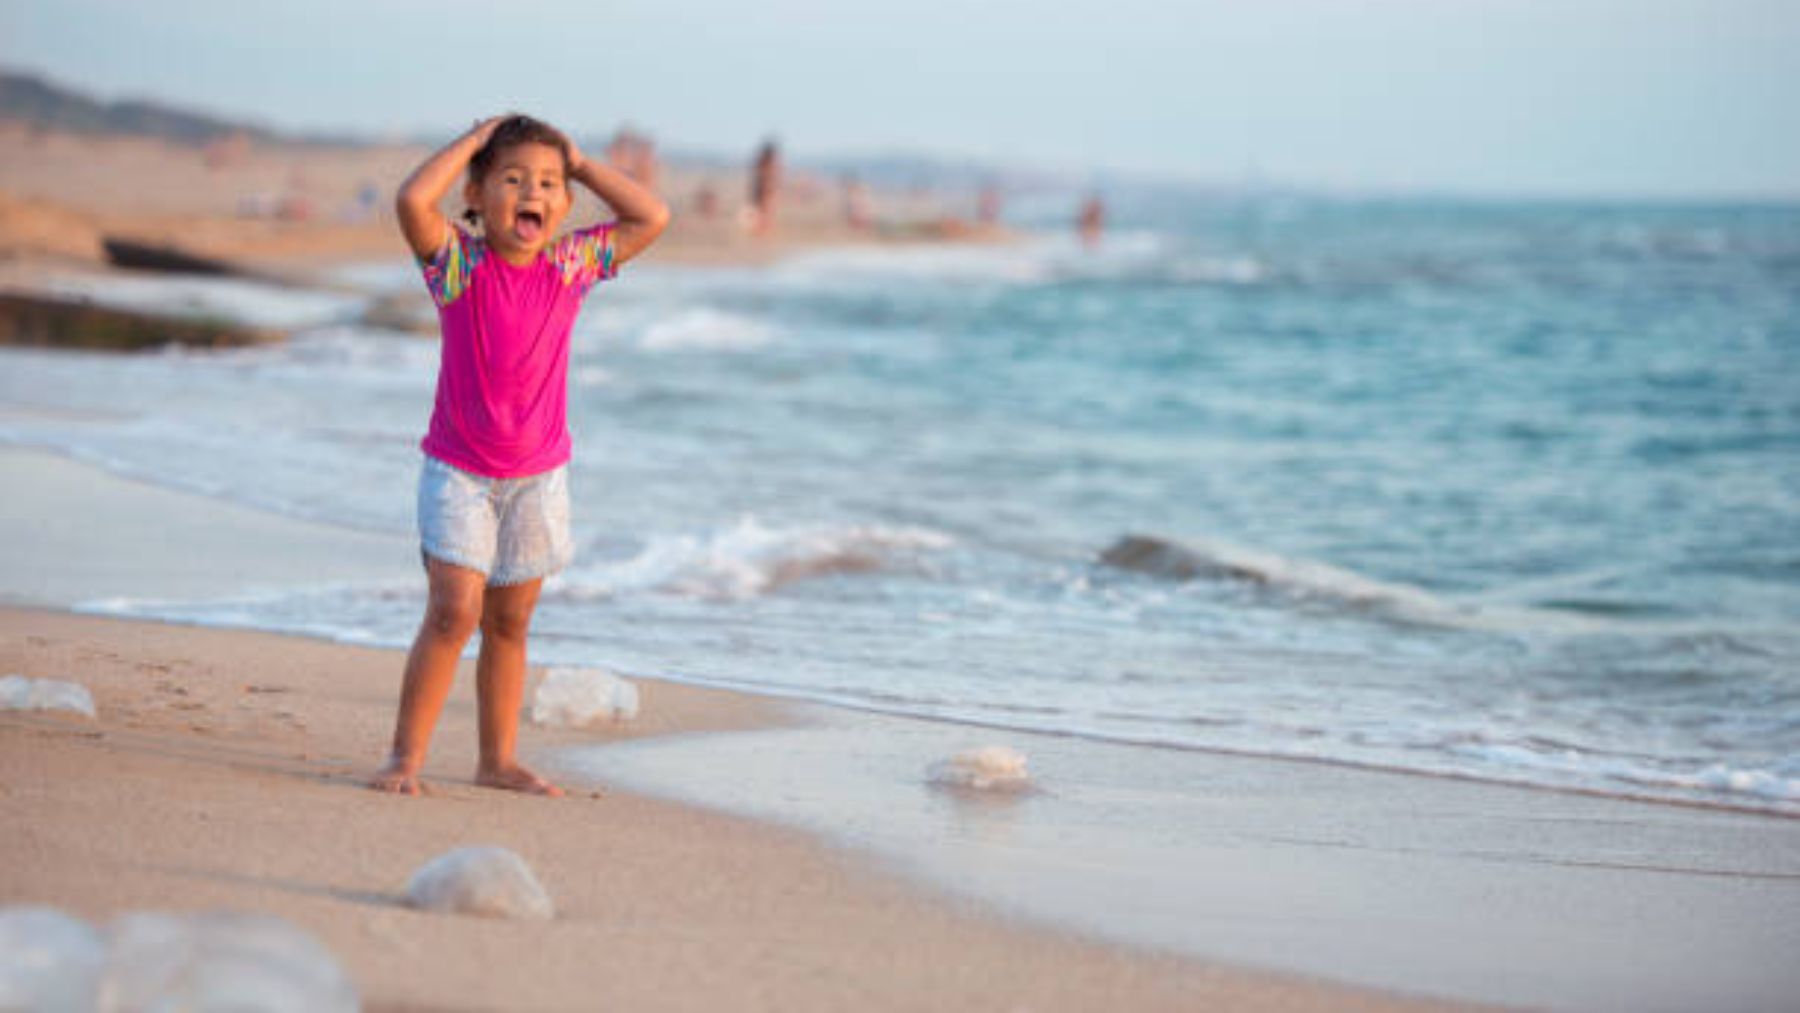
[0,674,97,718]
[100,911,358,1013]
[0,293,284,351]
[927,746,1033,793]
[404,846,555,920]
[357,292,437,335]
[0,907,105,1011]
[1100,534,1263,583]
[530,667,640,727]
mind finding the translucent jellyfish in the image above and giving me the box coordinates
[530,667,640,727]
[0,906,106,1011]
[99,911,358,1013]
[404,846,555,920]
[0,675,96,718]
[927,745,1033,793]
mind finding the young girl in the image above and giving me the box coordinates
[372,114,669,796]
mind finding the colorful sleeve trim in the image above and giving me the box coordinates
[553,221,619,293]
[420,226,484,307]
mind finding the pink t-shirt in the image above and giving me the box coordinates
[418,221,617,478]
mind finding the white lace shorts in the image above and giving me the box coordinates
[417,455,573,586]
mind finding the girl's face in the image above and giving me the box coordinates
[465,142,572,261]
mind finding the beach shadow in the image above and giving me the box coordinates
[138,862,400,910]
[3,712,414,795]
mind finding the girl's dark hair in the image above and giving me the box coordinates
[463,114,571,225]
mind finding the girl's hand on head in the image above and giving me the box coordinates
[468,117,504,146]
[565,136,587,174]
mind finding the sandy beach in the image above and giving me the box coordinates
[0,124,1009,356]
[0,124,997,277]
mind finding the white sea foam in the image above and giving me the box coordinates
[0,674,96,717]
[1444,740,1800,804]
[405,846,555,920]
[532,667,640,727]
[1168,255,1269,285]
[638,308,776,351]
[324,258,422,293]
[773,242,1055,285]
[772,229,1267,290]
[265,326,440,379]
[1693,764,1800,801]
[769,230,1178,289]
[555,516,954,602]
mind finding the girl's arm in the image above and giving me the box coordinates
[394,118,502,261]
[568,141,671,267]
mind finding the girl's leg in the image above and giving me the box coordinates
[372,558,487,794]
[473,577,562,796]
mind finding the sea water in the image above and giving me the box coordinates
[2,195,1796,814]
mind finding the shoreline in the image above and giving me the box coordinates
[7,421,1792,824]
[3,446,1799,1009]
[9,435,1789,823]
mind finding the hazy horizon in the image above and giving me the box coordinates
[3,0,1797,201]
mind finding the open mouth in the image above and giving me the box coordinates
[514,210,545,242]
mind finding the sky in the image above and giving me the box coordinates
[3,0,1797,198]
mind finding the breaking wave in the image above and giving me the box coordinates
[1098,533,1520,630]
[637,308,777,352]
[551,517,954,602]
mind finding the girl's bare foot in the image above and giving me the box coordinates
[371,758,424,795]
[475,761,564,797]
